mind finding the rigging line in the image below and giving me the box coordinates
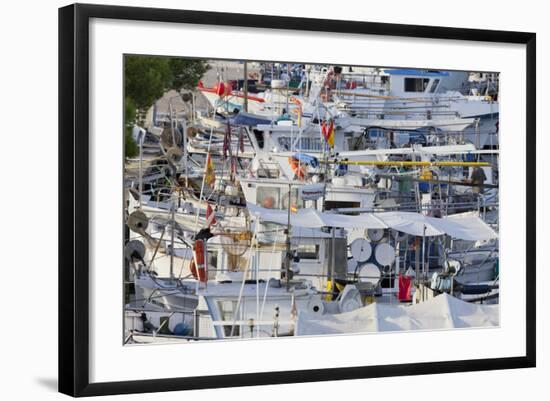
[259,226,282,322]
[193,123,215,233]
[229,222,259,338]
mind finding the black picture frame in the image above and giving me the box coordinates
[59,3,536,397]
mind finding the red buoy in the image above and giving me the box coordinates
[194,239,207,283]
[214,82,231,97]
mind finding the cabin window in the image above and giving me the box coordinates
[281,188,303,210]
[277,137,291,151]
[367,128,384,138]
[257,186,280,209]
[253,129,264,149]
[324,200,361,214]
[277,137,322,151]
[297,137,322,151]
[429,79,440,93]
[404,77,430,92]
[296,244,319,260]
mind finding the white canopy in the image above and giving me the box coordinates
[247,203,387,230]
[248,204,497,241]
[295,293,498,335]
[376,212,498,240]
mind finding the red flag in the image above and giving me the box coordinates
[206,203,217,227]
[321,119,334,148]
[398,274,412,302]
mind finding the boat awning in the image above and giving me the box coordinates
[248,203,387,229]
[376,212,498,240]
[248,204,497,240]
[229,111,272,126]
[295,293,498,335]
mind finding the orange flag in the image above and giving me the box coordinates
[205,153,215,188]
[326,119,335,148]
[322,119,335,148]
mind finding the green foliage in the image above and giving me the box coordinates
[124,97,138,158]
[123,55,209,158]
[125,56,173,110]
[125,96,137,126]
[169,58,209,90]
[125,127,138,158]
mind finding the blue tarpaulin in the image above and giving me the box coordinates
[229,111,272,126]
[292,153,319,168]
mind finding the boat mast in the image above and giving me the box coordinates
[169,192,176,281]
[243,61,248,112]
[285,183,292,290]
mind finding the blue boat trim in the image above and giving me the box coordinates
[384,69,450,77]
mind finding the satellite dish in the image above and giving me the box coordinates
[366,228,384,242]
[374,243,396,266]
[166,146,183,165]
[128,210,149,233]
[357,263,381,286]
[124,240,146,262]
[350,238,372,262]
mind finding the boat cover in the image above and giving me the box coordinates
[248,204,497,240]
[295,293,498,335]
[376,212,498,240]
[248,203,387,230]
[229,111,272,126]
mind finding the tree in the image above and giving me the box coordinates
[125,56,173,110]
[169,58,209,90]
[124,96,138,158]
[123,55,209,157]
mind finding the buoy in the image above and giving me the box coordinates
[193,239,207,282]
[128,210,149,233]
[173,322,192,336]
[214,82,231,97]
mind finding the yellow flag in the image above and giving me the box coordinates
[205,153,215,188]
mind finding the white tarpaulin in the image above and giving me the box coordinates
[376,212,498,241]
[248,204,497,241]
[247,203,387,229]
[295,293,498,336]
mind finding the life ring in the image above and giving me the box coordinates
[288,157,306,180]
[193,239,207,282]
